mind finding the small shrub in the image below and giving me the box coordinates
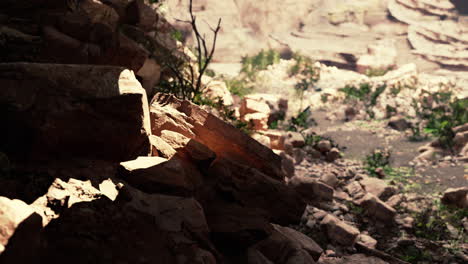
[224,78,253,98]
[365,67,391,77]
[409,91,468,150]
[340,83,386,119]
[241,49,280,80]
[287,107,317,132]
[364,148,391,177]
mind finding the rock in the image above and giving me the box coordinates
[203,80,234,106]
[0,197,42,263]
[150,93,284,180]
[326,148,341,162]
[149,135,177,158]
[247,248,274,264]
[279,152,295,178]
[0,63,151,162]
[386,194,404,208]
[205,202,273,249]
[136,58,161,97]
[357,193,397,223]
[252,133,272,148]
[243,113,269,131]
[316,140,332,153]
[126,0,157,31]
[344,106,357,121]
[285,132,306,148]
[358,234,378,249]
[240,95,271,115]
[288,176,334,202]
[118,156,197,196]
[320,173,339,188]
[273,224,323,261]
[263,130,285,150]
[357,39,396,74]
[293,148,307,165]
[359,177,396,201]
[206,158,306,225]
[320,214,360,247]
[305,146,322,159]
[319,253,388,264]
[441,187,468,209]
[345,181,366,199]
[250,225,319,264]
[388,115,411,131]
[159,130,216,165]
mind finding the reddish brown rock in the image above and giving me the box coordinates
[320,214,360,247]
[0,63,151,161]
[288,176,334,202]
[441,187,468,209]
[159,130,216,165]
[357,193,397,223]
[359,177,396,201]
[150,93,285,180]
[118,156,198,196]
[206,158,306,225]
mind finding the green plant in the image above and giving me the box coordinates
[365,67,391,77]
[289,53,320,110]
[409,91,468,150]
[340,83,386,119]
[241,49,280,80]
[287,107,316,132]
[170,29,183,42]
[224,78,253,98]
[413,199,468,243]
[364,148,391,177]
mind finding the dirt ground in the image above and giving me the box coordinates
[312,110,467,194]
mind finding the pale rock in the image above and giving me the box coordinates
[286,132,306,148]
[359,177,396,201]
[252,133,272,148]
[320,214,360,246]
[357,193,397,223]
[203,80,234,106]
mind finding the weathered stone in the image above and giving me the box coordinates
[359,177,396,201]
[279,152,295,178]
[441,187,468,209]
[149,135,177,158]
[252,133,272,148]
[357,193,397,223]
[0,197,42,263]
[285,132,305,148]
[326,148,341,162]
[263,130,285,150]
[0,63,151,161]
[243,112,269,131]
[320,173,339,188]
[203,80,234,106]
[118,156,197,196]
[206,158,306,225]
[388,115,411,131]
[358,234,378,249]
[288,176,334,202]
[160,130,216,165]
[316,140,332,153]
[273,224,323,261]
[250,225,319,264]
[150,93,284,180]
[320,214,360,247]
[345,181,365,199]
[126,0,157,31]
[205,202,273,248]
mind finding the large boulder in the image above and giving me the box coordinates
[0,197,43,264]
[0,63,151,161]
[205,158,306,226]
[150,93,285,180]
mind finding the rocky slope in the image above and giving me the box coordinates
[0,1,467,264]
